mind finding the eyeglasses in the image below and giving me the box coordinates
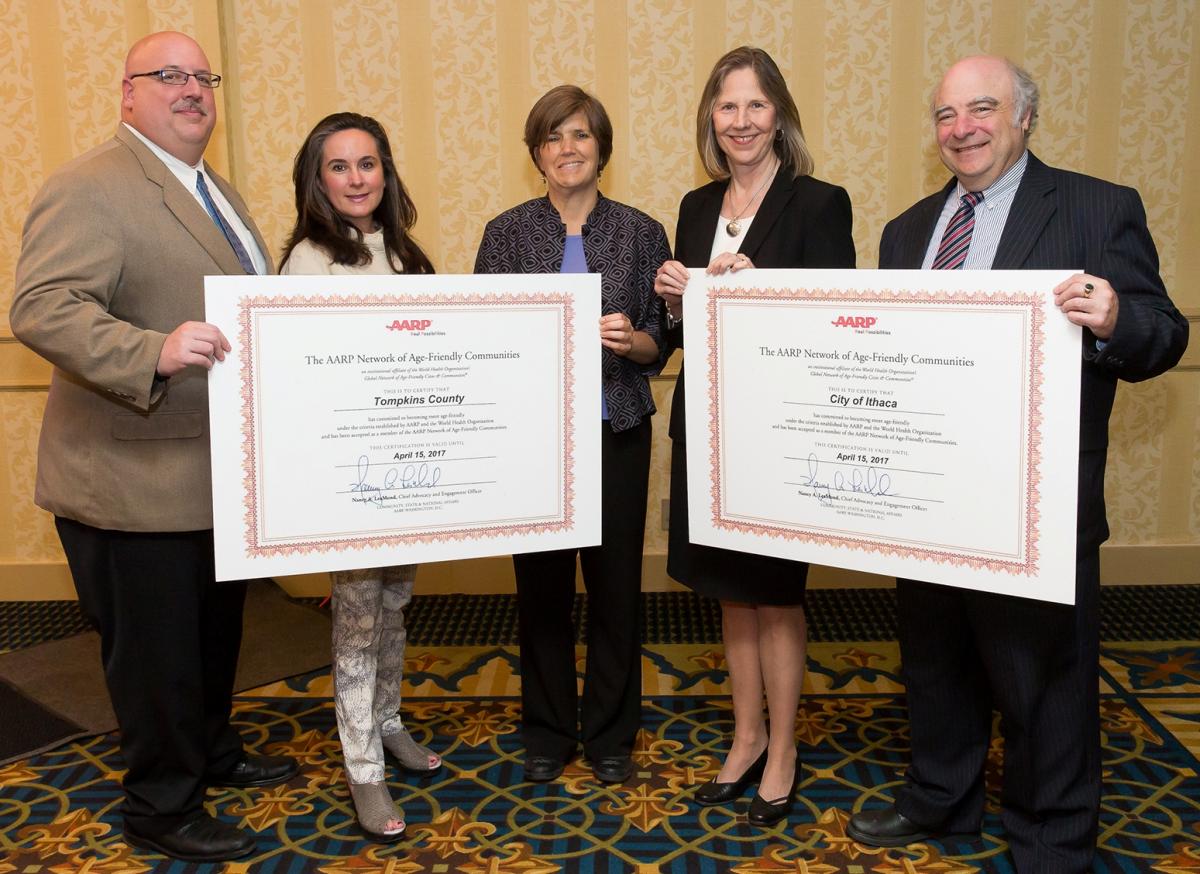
[128,69,222,88]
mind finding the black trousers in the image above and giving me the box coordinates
[514,418,651,762]
[894,547,1101,874]
[55,518,247,831]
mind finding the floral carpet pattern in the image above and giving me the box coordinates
[1,598,1199,872]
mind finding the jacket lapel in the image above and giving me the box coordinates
[993,152,1056,269]
[739,169,793,261]
[209,167,274,274]
[115,125,252,276]
[687,183,724,262]
[899,180,955,268]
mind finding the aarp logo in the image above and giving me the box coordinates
[830,315,877,329]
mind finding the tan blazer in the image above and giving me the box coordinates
[10,124,273,532]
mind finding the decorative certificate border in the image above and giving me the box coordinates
[235,292,576,558]
[705,286,1045,575]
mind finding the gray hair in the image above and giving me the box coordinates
[1007,59,1039,136]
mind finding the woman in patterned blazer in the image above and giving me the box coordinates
[475,85,670,787]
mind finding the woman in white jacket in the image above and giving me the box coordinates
[280,112,440,843]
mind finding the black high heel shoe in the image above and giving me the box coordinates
[694,747,768,806]
[747,753,801,827]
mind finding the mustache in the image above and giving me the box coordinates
[171,98,208,115]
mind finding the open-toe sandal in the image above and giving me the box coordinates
[348,781,406,843]
[382,729,442,775]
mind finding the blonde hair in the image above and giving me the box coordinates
[696,46,814,181]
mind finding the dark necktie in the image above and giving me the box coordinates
[195,171,257,274]
[931,191,984,270]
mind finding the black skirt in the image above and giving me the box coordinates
[666,440,808,606]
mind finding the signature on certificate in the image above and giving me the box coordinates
[349,455,443,506]
[798,453,894,506]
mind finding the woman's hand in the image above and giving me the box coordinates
[654,259,689,320]
[707,251,754,275]
[600,312,635,355]
[601,312,659,364]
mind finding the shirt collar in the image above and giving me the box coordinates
[955,149,1028,202]
[536,191,611,229]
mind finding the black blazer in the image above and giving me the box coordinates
[666,170,856,442]
[879,151,1188,550]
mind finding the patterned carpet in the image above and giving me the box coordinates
[2,588,1199,873]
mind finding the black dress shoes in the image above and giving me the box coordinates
[524,755,566,782]
[746,757,801,827]
[124,813,255,862]
[593,755,634,784]
[694,747,768,806]
[205,753,300,788]
[846,805,935,847]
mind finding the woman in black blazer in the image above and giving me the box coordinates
[654,46,855,827]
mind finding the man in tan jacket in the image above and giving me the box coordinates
[10,31,296,863]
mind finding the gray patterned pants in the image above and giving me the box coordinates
[330,565,416,784]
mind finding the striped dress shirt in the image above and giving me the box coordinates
[921,150,1028,270]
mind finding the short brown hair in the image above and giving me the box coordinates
[696,46,814,181]
[524,85,613,175]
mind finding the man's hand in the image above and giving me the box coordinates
[156,321,231,377]
[1053,273,1118,341]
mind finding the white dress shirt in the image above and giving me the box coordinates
[123,122,268,275]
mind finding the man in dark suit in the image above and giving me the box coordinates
[10,32,296,863]
[845,56,1187,873]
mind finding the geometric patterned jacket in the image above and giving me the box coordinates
[474,194,671,432]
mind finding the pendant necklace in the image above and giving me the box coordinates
[725,159,779,237]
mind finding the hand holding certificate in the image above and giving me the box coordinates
[206,274,600,581]
[683,268,1080,603]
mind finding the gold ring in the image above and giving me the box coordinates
[1083,282,1094,296]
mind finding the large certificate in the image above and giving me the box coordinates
[684,268,1080,604]
[206,274,600,582]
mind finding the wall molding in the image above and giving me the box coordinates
[1177,308,1200,371]
[7,313,1196,388]
[0,331,50,390]
[3,310,1196,387]
[3,544,1196,601]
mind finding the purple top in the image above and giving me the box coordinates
[562,235,608,421]
[561,234,587,273]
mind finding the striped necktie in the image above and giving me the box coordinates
[931,191,984,270]
[195,171,257,274]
